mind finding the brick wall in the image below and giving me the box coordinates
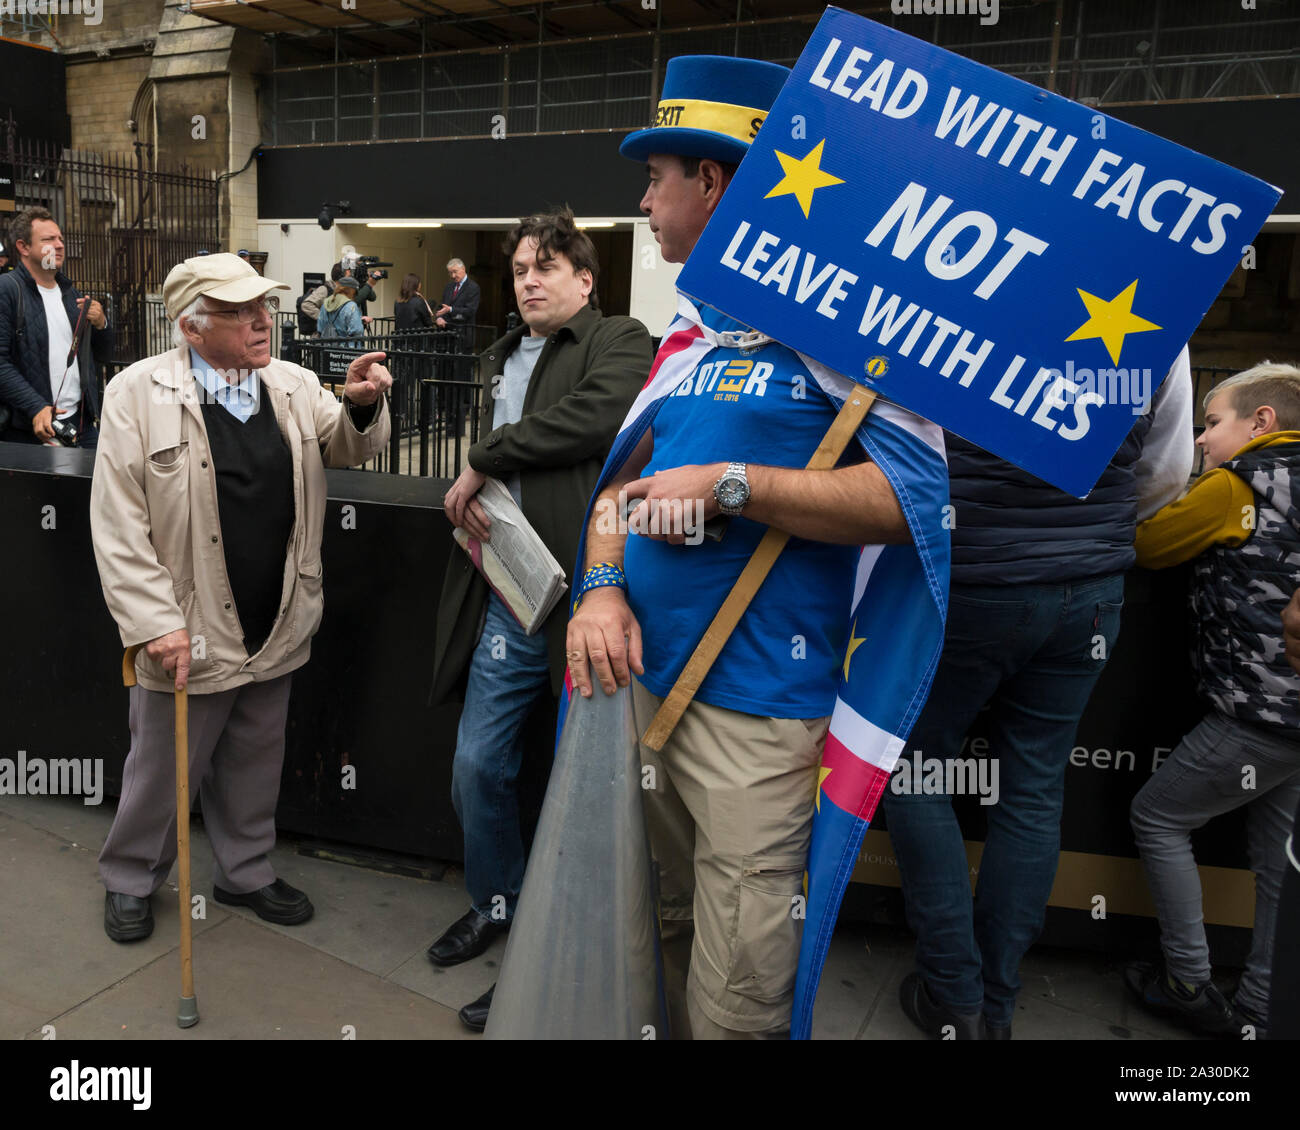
[63,55,154,156]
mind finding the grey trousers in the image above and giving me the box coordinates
[98,675,293,898]
[1130,709,1300,1019]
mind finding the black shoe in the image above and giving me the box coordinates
[899,972,984,1040]
[104,891,154,943]
[213,878,314,925]
[1123,960,1243,1039]
[426,908,508,967]
[458,983,495,1032]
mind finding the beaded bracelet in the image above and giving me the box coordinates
[573,561,627,610]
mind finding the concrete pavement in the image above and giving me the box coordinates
[0,792,1196,1041]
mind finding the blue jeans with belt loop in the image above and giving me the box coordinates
[882,576,1124,1029]
[450,591,552,922]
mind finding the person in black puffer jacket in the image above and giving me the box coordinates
[885,346,1193,1041]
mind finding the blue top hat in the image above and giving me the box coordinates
[620,55,791,166]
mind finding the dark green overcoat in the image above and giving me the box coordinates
[428,303,653,705]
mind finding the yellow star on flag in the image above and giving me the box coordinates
[815,765,833,813]
[843,619,867,682]
[1064,279,1162,365]
[766,139,845,219]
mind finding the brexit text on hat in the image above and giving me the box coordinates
[651,101,766,141]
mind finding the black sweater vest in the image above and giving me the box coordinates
[201,389,295,656]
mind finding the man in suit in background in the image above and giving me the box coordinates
[437,258,482,434]
[437,257,480,336]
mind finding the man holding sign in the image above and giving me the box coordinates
[567,55,951,1039]
[663,7,1278,1040]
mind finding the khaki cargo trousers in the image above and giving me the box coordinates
[631,678,829,1039]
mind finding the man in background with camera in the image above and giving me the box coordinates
[0,206,114,448]
[341,251,388,324]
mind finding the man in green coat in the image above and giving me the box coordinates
[426,208,652,1026]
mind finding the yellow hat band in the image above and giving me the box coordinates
[648,97,768,146]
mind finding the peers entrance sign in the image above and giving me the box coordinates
[676,6,1282,497]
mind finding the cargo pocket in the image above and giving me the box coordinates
[142,443,190,554]
[724,853,806,1006]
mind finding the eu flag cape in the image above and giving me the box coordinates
[563,294,950,1039]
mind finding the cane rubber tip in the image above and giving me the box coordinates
[177,997,199,1028]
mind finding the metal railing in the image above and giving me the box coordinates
[283,326,485,477]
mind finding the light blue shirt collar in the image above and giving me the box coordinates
[192,350,260,423]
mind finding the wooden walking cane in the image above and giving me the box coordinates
[122,644,199,1029]
[641,384,878,752]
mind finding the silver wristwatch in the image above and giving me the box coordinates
[713,461,750,516]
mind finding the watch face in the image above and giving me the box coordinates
[717,476,747,508]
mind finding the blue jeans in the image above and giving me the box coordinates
[882,576,1124,1028]
[450,592,551,920]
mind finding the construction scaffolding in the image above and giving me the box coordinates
[220,0,1300,147]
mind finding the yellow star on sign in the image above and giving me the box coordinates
[815,765,833,813]
[843,619,867,682]
[1064,279,1162,365]
[766,139,845,218]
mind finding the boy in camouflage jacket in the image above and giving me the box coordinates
[1127,362,1300,1038]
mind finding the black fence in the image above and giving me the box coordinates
[282,326,485,477]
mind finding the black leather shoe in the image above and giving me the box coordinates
[459,984,494,1033]
[104,891,154,943]
[426,908,508,967]
[213,878,314,925]
[899,972,984,1040]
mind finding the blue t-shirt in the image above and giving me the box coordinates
[625,311,858,718]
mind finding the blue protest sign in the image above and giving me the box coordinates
[676,6,1282,497]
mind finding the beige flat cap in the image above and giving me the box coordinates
[163,252,289,319]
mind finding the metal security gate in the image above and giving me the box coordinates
[3,134,220,370]
[285,327,485,476]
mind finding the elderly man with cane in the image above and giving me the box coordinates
[91,252,391,945]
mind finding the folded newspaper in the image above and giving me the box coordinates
[452,476,569,635]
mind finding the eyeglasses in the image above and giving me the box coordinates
[199,297,279,323]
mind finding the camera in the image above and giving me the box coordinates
[51,416,79,447]
[358,254,392,281]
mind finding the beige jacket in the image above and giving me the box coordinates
[90,346,390,694]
